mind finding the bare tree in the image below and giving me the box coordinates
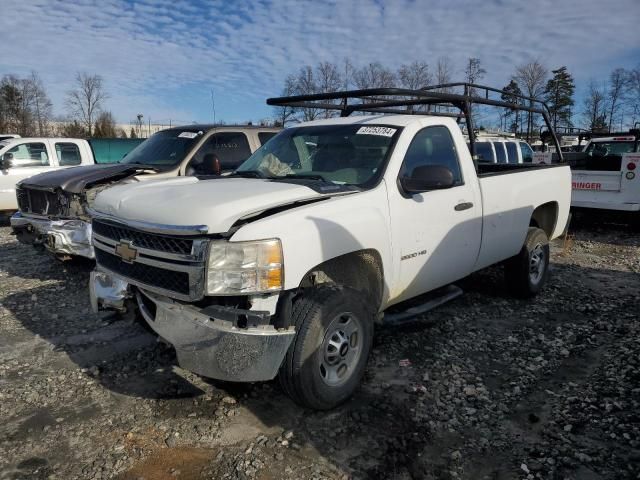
[353,62,396,89]
[464,57,486,92]
[607,68,627,131]
[29,72,52,136]
[582,80,608,131]
[273,74,298,126]
[513,60,548,139]
[342,58,355,90]
[628,66,640,125]
[0,73,53,136]
[464,58,486,125]
[65,73,108,137]
[435,56,454,88]
[397,61,432,112]
[316,62,342,118]
[295,66,319,122]
[433,57,454,112]
[398,61,432,89]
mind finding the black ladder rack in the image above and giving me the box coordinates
[267,82,564,164]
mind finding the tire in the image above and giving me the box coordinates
[279,285,374,410]
[504,227,550,298]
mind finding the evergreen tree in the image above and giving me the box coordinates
[544,66,575,130]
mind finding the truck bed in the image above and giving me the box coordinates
[477,162,566,176]
[473,163,572,272]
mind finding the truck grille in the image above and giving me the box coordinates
[95,249,191,295]
[93,220,193,255]
[92,219,208,301]
[17,187,65,216]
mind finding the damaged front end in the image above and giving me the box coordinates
[89,270,295,382]
[11,212,94,258]
[12,181,126,259]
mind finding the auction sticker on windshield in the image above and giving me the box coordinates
[356,126,397,137]
[178,132,198,139]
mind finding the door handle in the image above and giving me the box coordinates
[454,202,473,211]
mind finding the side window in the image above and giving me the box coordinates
[55,143,82,166]
[4,142,49,167]
[473,142,496,162]
[492,142,507,163]
[505,142,519,164]
[400,126,463,185]
[258,132,277,145]
[519,142,533,163]
[196,132,251,170]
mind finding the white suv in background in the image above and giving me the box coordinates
[472,136,535,164]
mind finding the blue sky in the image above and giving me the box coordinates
[1,0,638,126]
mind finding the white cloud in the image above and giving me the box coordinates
[0,0,638,124]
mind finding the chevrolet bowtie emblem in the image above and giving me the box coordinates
[114,240,138,263]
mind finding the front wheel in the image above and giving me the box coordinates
[279,286,373,410]
[504,227,550,298]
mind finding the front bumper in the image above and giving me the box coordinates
[89,270,295,382]
[89,270,131,312]
[10,212,94,259]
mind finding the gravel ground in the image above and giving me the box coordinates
[0,218,638,480]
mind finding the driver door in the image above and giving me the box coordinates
[388,125,482,303]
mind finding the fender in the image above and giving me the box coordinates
[230,182,393,304]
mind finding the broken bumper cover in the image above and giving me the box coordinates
[90,270,130,312]
[10,212,94,259]
[136,289,295,382]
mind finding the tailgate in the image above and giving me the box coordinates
[572,171,622,192]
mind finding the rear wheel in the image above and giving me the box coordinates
[504,227,550,298]
[279,286,373,410]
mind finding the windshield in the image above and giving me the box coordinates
[236,124,399,186]
[119,129,203,166]
[584,141,635,156]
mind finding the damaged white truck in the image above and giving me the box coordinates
[10,126,279,258]
[90,85,571,409]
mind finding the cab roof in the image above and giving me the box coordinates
[296,114,449,128]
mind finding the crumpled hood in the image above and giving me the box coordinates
[18,164,156,193]
[93,177,332,233]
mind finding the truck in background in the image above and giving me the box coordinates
[568,132,640,213]
[0,137,144,213]
[10,126,280,258]
[0,134,21,142]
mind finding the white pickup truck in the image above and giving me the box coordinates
[89,86,571,409]
[10,126,279,258]
[0,137,143,212]
[568,133,640,213]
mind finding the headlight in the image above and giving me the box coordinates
[206,239,283,295]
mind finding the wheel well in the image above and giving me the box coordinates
[530,202,558,238]
[299,249,384,311]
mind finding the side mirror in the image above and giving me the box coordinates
[400,165,455,194]
[1,152,13,170]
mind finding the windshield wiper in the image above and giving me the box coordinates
[120,161,161,170]
[279,173,328,182]
[231,170,265,178]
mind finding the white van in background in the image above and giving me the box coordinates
[470,135,535,164]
